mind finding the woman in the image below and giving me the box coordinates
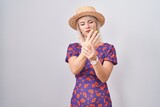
[65,6,118,107]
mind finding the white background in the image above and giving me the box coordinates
[1,0,160,107]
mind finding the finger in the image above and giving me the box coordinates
[86,29,94,41]
[82,42,91,50]
[81,50,87,57]
[94,39,100,46]
[81,48,89,57]
[91,45,96,51]
[82,45,89,53]
[82,44,92,54]
[89,30,98,44]
[92,33,100,45]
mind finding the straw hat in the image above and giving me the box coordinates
[68,6,105,30]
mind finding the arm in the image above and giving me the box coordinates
[92,58,114,83]
[68,52,87,75]
[82,44,116,83]
[68,31,97,75]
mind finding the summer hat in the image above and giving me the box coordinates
[68,6,105,30]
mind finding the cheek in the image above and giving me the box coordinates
[79,27,85,33]
[90,24,97,29]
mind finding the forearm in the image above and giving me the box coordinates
[70,53,87,75]
[92,61,110,83]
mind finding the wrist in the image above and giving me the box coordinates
[90,56,99,65]
[89,55,97,61]
[80,51,87,59]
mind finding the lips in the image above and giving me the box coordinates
[85,30,90,33]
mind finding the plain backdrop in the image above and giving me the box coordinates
[1,0,160,107]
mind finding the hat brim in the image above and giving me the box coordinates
[68,11,105,30]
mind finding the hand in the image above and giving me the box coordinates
[79,30,99,60]
[85,29,100,47]
[79,30,100,48]
[81,44,97,60]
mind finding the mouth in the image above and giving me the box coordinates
[85,30,91,33]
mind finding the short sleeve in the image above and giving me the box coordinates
[65,44,79,63]
[104,45,118,65]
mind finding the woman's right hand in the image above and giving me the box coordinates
[79,29,100,48]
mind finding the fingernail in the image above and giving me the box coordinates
[96,30,99,33]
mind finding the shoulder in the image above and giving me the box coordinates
[67,42,81,48]
[67,42,81,50]
[68,42,80,47]
[100,43,117,53]
[103,42,115,48]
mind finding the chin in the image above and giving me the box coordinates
[85,33,89,36]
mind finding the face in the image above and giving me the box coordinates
[77,16,97,38]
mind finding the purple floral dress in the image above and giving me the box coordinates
[65,43,117,107]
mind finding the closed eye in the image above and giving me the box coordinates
[89,20,93,24]
[80,22,85,26]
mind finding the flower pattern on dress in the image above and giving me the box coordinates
[65,43,117,107]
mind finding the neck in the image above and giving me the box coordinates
[95,41,104,47]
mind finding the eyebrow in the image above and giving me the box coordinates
[79,19,93,23]
[79,22,85,23]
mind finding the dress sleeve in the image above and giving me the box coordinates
[104,45,118,65]
[65,44,79,63]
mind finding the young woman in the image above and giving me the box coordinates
[65,6,118,107]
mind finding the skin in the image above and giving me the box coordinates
[68,16,114,83]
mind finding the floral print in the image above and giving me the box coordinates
[65,43,117,107]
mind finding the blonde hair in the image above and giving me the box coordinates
[76,16,102,42]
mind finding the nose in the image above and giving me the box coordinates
[85,23,90,29]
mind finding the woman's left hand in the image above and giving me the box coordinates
[79,30,99,60]
[81,43,97,61]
